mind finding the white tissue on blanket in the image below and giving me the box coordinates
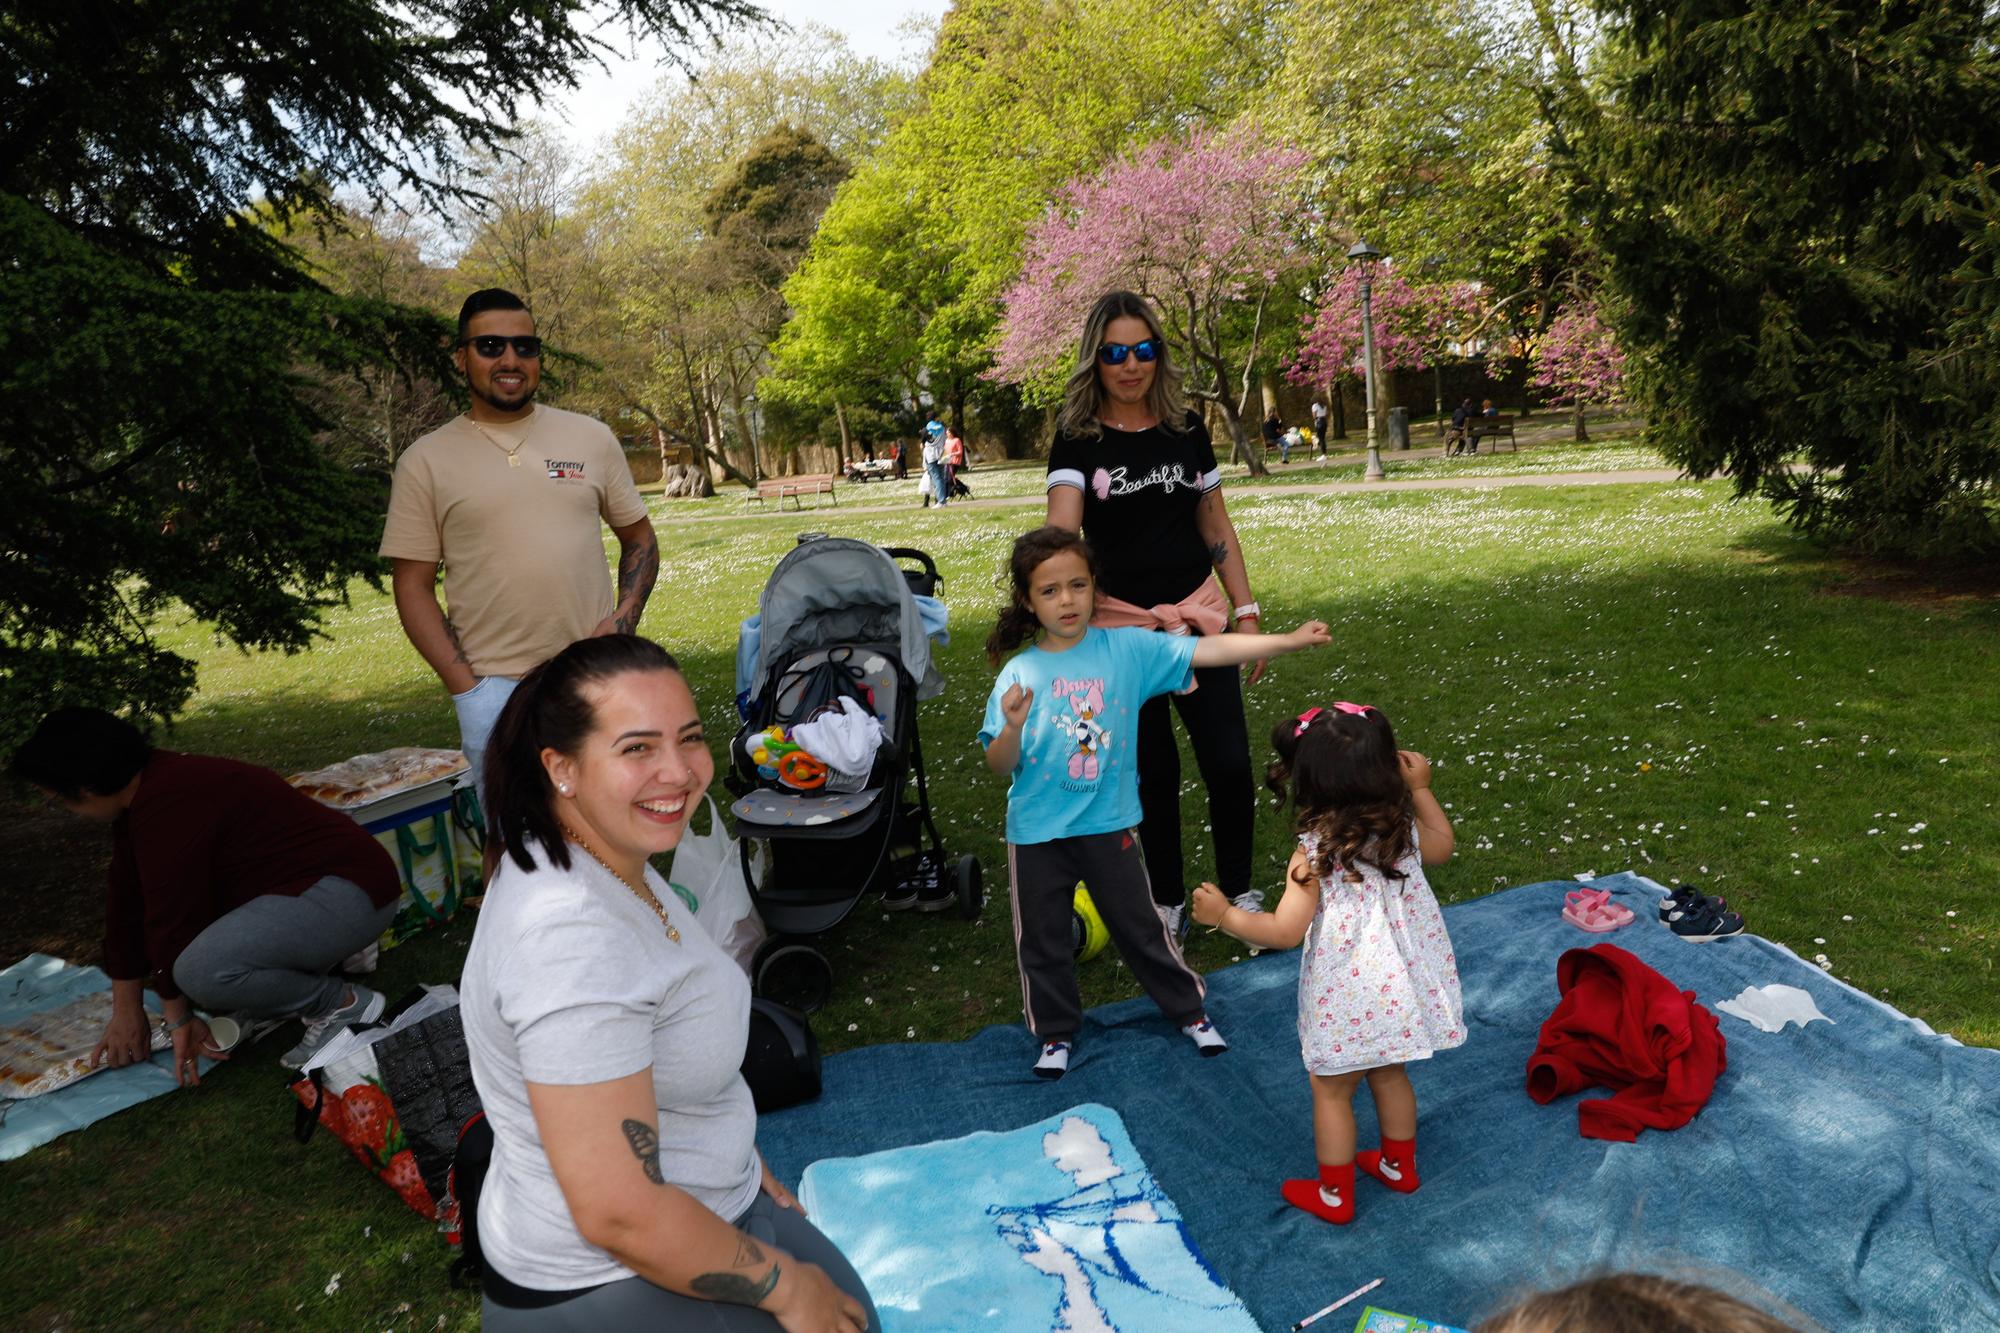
[1715,984,1833,1033]
[790,697,885,779]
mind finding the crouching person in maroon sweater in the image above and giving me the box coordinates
[9,709,403,1083]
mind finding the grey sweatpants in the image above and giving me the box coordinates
[1007,828,1208,1041]
[480,1192,881,1331]
[172,876,398,1019]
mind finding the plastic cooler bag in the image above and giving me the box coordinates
[291,987,481,1238]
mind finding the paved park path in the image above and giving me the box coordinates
[670,460,1693,524]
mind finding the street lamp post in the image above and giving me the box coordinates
[1348,239,1385,482]
[745,392,764,483]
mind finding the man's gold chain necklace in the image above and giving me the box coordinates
[560,821,680,943]
[473,413,536,468]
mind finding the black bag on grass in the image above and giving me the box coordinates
[741,997,821,1113]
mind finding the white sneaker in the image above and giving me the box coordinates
[1157,903,1186,939]
[1230,890,1265,915]
[1181,1018,1229,1057]
[1034,1041,1072,1080]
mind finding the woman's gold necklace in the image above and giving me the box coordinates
[560,821,680,943]
[473,412,535,467]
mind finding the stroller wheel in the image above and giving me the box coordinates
[754,939,834,1013]
[953,855,983,921]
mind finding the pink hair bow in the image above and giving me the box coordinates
[1332,701,1374,716]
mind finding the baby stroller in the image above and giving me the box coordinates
[726,535,981,1010]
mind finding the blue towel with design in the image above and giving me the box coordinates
[799,1102,1257,1332]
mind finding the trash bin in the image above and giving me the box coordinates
[1388,406,1410,451]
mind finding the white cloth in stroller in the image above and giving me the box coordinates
[789,698,885,787]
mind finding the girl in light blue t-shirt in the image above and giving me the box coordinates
[979,526,1329,1079]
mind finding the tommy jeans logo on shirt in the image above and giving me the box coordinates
[1091,463,1199,501]
[545,459,586,480]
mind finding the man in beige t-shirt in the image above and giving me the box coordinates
[381,289,660,798]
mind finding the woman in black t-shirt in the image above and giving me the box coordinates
[1044,290,1268,937]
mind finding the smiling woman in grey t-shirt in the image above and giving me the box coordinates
[460,634,877,1331]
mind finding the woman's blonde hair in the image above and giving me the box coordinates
[1479,1273,1813,1333]
[1055,290,1189,439]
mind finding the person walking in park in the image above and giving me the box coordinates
[1310,399,1329,455]
[9,709,404,1078]
[1190,702,1461,1227]
[891,438,908,480]
[945,424,968,491]
[462,635,877,1330]
[1044,290,1271,940]
[920,420,949,508]
[380,289,660,802]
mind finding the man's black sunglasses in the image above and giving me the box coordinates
[461,335,543,359]
[1097,338,1162,366]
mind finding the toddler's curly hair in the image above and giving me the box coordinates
[1268,704,1414,883]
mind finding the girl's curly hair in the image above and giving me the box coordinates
[986,526,1100,665]
[1267,704,1415,883]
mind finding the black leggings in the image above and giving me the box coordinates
[1134,660,1255,906]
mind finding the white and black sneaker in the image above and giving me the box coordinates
[1230,890,1265,915]
[1181,1018,1229,1057]
[1034,1041,1073,1080]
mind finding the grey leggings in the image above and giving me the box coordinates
[171,876,397,1018]
[480,1192,881,1331]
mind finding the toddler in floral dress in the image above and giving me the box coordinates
[1190,702,1463,1225]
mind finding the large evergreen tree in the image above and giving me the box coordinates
[1548,0,2000,555]
[0,0,758,748]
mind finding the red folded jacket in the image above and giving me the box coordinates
[1525,942,1726,1141]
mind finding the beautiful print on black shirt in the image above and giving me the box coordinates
[1046,412,1222,608]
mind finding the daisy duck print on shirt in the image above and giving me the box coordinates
[1050,677,1110,782]
[980,626,1197,846]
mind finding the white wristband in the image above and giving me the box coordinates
[1233,602,1260,621]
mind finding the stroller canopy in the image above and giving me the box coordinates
[750,538,944,703]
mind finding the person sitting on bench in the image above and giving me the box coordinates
[9,708,403,1082]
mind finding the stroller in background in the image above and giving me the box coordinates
[725,536,982,1010]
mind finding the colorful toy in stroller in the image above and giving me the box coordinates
[727,535,981,1009]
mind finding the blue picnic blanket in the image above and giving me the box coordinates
[0,954,216,1162]
[758,873,2000,1330]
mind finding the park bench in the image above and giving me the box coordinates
[1444,414,1517,454]
[747,473,839,509]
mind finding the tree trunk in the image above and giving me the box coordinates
[1573,403,1589,442]
[1206,395,1262,478]
[1331,382,1348,439]
[833,397,852,463]
[663,462,714,497]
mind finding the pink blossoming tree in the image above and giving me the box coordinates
[989,126,1310,475]
[1529,298,1627,440]
[1285,267,1455,421]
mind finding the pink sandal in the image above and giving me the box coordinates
[1563,887,1634,932]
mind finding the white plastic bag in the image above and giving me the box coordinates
[665,795,766,975]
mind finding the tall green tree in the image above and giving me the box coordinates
[1546,0,2000,555]
[0,0,758,747]
[774,0,1277,443]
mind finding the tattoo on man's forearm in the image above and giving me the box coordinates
[615,537,660,631]
[730,1231,767,1268]
[1209,540,1229,567]
[621,1118,664,1185]
[443,616,470,665]
[691,1259,781,1306]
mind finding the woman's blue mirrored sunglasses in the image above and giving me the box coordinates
[1097,338,1162,366]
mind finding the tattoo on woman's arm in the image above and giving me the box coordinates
[1209,540,1229,567]
[621,1118,664,1185]
[691,1232,781,1305]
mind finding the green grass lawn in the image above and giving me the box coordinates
[4,478,1995,1329]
